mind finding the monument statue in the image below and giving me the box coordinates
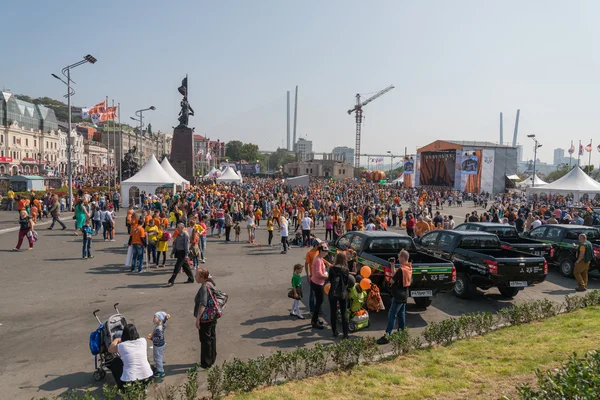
[177,76,194,128]
[121,146,139,180]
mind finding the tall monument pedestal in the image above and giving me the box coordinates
[170,126,195,183]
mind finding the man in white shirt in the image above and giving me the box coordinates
[365,219,376,231]
[300,212,313,247]
[280,215,289,254]
[531,216,542,229]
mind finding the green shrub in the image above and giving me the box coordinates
[183,365,199,400]
[361,336,382,364]
[330,338,363,370]
[303,343,329,376]
[121,381,148,400]
[515,351,600,399]
[389,329,410,356]
[207,364,224,399]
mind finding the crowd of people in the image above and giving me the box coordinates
[6,176,600,390]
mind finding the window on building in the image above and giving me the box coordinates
[34,139,37,147]
[306,168,309,173]
[339,169,341,174]
[13,136,15,144]
[343,169,345,174]
[25,138,28,146]
[310,168,313,173]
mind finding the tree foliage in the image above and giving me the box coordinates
[225,141,261,162]
[14,94,83,123]
[544,164,570,183]
[267,148,296,170]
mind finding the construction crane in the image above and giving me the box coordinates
[347,84,395,168]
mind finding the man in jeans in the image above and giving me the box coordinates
[112,190,120,212]
[129,220,147,273]
[300,212,313,247]
[47,195,66,230]
[377,249,413,344]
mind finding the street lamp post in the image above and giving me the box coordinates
[130,106,155,165]
[386,150,395,180]
[527,134,542,188]
[52,54,96,210]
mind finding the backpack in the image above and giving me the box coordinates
[367,284,384,312]
[89,325,103,355]
[329,267,347,299]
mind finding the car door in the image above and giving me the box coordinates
[527,226,548,240]
[437,231,456,259]
[335,233,353,250]
[418,231,440,254]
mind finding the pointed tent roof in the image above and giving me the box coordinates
[235,169,243,183]
[528,167,600,193]
[216,166,242,183]
[204,167,220,179]
[518,174,547,187]
[160,157,189,184]
[123,154,175,184]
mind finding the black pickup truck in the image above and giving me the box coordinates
[416,230,547,299]
[455,222,552,258]
[328,231,456,309]
[521,225,600,277]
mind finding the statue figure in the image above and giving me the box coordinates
[121,146,139,180]
[177,76,194,128]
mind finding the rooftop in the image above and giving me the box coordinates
[445,140,516,148]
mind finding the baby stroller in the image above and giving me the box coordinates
[89,303,128,381]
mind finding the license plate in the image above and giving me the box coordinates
[509,281,528,287]
[533,251,543,256]
[411,290,433,297]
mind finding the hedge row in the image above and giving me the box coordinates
[37,290,600,400]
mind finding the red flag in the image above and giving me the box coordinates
[579,143,584,156]
[99,106,117,122]
[88,100,106,115]
[585,143,592,152]
[597,144,600,153]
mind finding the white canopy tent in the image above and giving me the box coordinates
[216,166,242,184]
[121,154,176,207]
[235,169,243,183]
[518,174,548,188]
[160,157,190,188]
[527,167,600,201]
[392,175,404,184]
[204,167,221,179]
[506,174,521,181]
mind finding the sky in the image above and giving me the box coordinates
[2,0,600,166]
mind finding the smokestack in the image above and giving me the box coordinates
[512,109,520,147]
[500,112,503,145]
[293,85,298,147]
[287,91,291,150]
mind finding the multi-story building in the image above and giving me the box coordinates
[0,92,61,175]
[332,146,354,164]
[293,138,313,161]
[58,128,85,174]
[193,135,225,176]
[284,155,354,179]
[83,140,111,171]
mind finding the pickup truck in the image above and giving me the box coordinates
[327,231,455,309]
[521,225,600,277]
[454,222,552,258]
[416,230,547,299]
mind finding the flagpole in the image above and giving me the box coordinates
[569,140,572,168]
[118,102,122,189]
[589,138,592,174]
[578,140,581,167]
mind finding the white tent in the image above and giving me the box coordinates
[527,167,600,201]
[160,157,190,187]
[121,155,176,207]
[518,174,547,188]
[392,175,404,184]
[204,167,221,179]
[235,169,243,183]
[216,166,242,183]
[285,174,309,188]
[506,174,521,181]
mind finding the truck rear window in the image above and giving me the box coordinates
[367,237,415,253]
[459,235,500,249]
[565,229,600,240]
[484,226,518,237]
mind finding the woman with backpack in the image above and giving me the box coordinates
[327,252,350,339]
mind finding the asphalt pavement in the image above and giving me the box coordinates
[0,205,597,399]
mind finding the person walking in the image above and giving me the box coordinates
[112,190,120,212]
[6,187,15,211]
[310,242,329,330]
[167,222,195,286]
[194,268,218,370]
[128,220,147,273]
[47,195,66,230]
[13,210,35,251]
[300,212,313,247]
[327,252,350,339]
[377,249,413,344]
[574,233,593,292]
[266,216,274,246]
[74,199,88,237]
[224,210,233,242]
[280,214,289,254]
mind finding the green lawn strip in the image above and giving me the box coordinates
[231,307,600,400]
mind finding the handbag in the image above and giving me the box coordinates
[200,286,223,323]
[213,289,229,308]
[287,286,303,299]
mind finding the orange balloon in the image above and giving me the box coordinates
[359,278,372,291]
[324,283,331,295]
[360,266,372,279]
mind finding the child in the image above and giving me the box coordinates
[234,221,241,242]
[148,311,170,378]
[190,225,200,268]
[157,230,169,268]
[290,264,304,319]
[82,220,95,259]
[266,216,274,246]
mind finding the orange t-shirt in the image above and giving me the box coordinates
[130,226,146,245]
[305,248,319,275]
[144,215,152,226]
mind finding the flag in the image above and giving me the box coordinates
[568,143,575,154]
[99,106,117,122]
[597,144,600,153]
[81,108,89,119]
[586,143,592,152]
[88,100,106,115]
[579,143,584,156]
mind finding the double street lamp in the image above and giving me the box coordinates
[386,150,396,180]
[52,55,97,210]
[130,106,156,165]
[527,134,542,188]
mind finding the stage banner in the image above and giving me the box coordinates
[480,149,495,194]
[403,158,414,174]
[419,151,456,187]
[461,152,479,175]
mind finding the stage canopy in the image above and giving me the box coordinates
[527,167,600,201]
[216,166,242,183]
[518,174,547,187]
[161,157,189,187]
[506,174,521,181]
[122,154,176,207]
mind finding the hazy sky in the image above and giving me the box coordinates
[2,1,600,165]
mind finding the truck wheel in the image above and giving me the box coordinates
[454,273,472,299]
[498,287,519,298]
[559,257,575,277]
[413,296,433,309]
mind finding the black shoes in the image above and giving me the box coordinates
[312,321,325,330]
[377,336,390,345]
[185,278,194,283]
